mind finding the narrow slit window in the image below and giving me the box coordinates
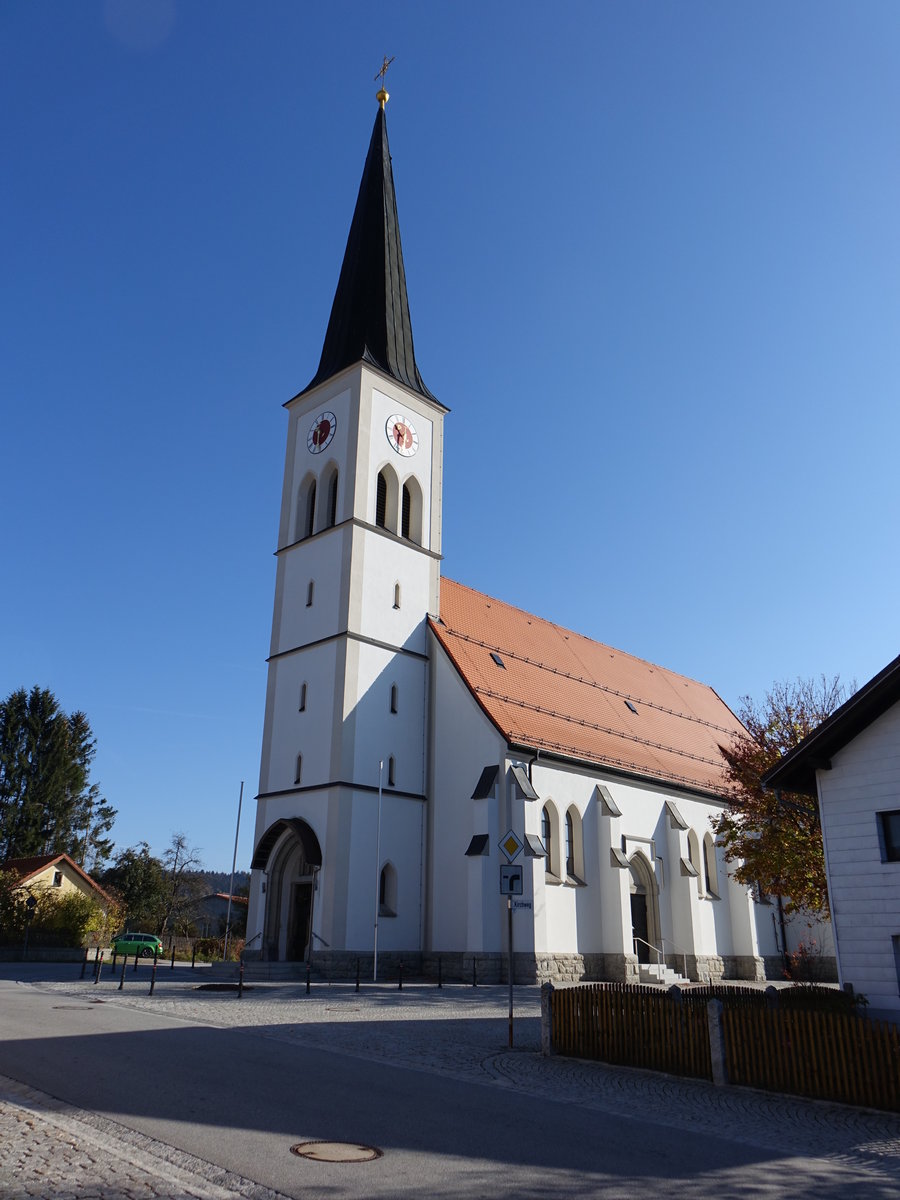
[393,582,401,609]
[390,684,398,714]
[565,811,575,877]
[388,756,396,787]
[306,580,314,607]
[299,682,307,712]
[294,754,302,784]
[542,807,552,875]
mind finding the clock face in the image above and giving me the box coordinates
[307,411,336,454]
[386,414,418,457]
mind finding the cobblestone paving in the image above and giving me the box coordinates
[0,1073,288,1200]
[7,976,900,1196]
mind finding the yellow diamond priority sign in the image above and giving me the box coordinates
[498,829,524,863]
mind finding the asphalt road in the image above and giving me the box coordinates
[1,972,897,1199]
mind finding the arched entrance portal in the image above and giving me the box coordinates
[251,818,322,962]
[629,852,660,965]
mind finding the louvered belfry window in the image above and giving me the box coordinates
[401,484,411,539]
[376,471,387,528]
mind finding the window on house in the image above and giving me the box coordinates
[376,471,387,529]
[688,829,702,896]
[542,806,552,875]
[306,580,314,607]
[388,756,396,787]
[305,480,317,539]
[328,470,338,526]
[393,582,401,609]
[565,811,575,878]
[878,811,900,862]
[294,754,302,784]
[299,682,307,712]
[390,684,398,714]
[52,871,62,887]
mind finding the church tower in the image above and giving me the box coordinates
[246,91,446,965]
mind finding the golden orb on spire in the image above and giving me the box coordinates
[374,55,394,108]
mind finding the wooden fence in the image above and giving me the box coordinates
[545,982,900,1112]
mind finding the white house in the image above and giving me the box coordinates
[763,654,900,1022]
[245,92,787,984]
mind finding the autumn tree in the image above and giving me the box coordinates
[714,676,850,917]
[99,843,167,930]
[159,833,204,936]
[0,687,116,868]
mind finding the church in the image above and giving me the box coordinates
[245,90,784,984]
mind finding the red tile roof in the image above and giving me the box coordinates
[2,852,115,906]
[430,579,744,798]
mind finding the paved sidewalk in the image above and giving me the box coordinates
[4,975,900,1197]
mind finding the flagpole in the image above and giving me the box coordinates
[223,781,244,962]
[373,759,383,982]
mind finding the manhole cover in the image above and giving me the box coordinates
[290,1141,382,1163]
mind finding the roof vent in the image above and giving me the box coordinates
[490,652,505,668]
[624,699,638,714]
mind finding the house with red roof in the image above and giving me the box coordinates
[3,852,114,916]
[245,90,786,984]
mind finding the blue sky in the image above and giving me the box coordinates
[3,2,898,871]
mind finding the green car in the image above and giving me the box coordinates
[111,932,164,959]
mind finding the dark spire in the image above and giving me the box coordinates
[302,106,435,402]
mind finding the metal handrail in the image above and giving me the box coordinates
[632,935,664,967]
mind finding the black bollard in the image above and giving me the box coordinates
[356,958,360,993]
[438,956,442,989]
[305,961,311,995]
[111,949,117,970]
[398,961,403,990]
[150,951,158,996]
[238,961,244,999]
[80,948,89,980]
[118,955,127,991]
[170,944,176,970]
[133,949,139,972]
[94,951,104,984]
[472,958,477,988]
[191,944,196,969]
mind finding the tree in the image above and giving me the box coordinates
[159,833,204,936]
[0,687,116,867]
[714,676,851,917]
[99,843,168,930]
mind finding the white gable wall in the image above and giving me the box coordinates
[816,699,900,1020]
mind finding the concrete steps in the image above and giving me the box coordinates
[637,962,690,987]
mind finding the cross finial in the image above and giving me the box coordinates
[374,55,395,108]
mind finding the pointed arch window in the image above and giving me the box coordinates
[376,471,387,529]
[565,806,585,884]
[294,754,303,784]
[402,484,411,539]
[393,582,401,610]
[565,812,575,877]
[299,682,307,712]
[379,862,397,917]
[327,469,339,527]
[703,834,720,898]
[390,684,398,714]
[305,480,317,539]
[388,756,396,787]
[687,829,702,896]
[542,806,552,875]
[306,580,314,607]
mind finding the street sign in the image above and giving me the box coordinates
[500,864,523,895]
[498,829,524,862]
[512,900,533,911]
